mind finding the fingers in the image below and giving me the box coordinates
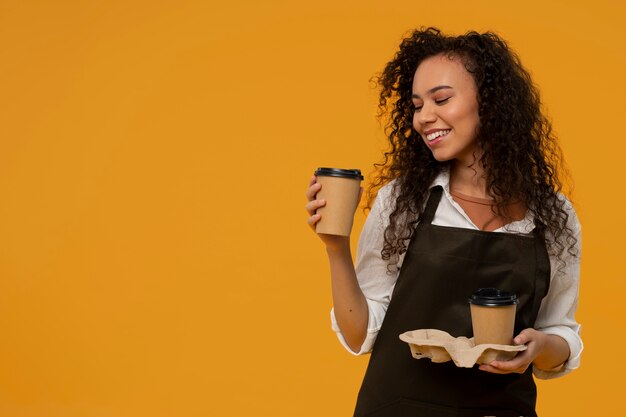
[306,213,322,230]
[305,175,323,229]
[305,198,326,216]
[479,364,529,374]
[305,175,324,231]
[305,175,321,201]
[485,353,531,374]
[478,364,505,374]
[513,328,535,346]
[305,174,324,216]
[479,356,530,374]
[478,363,528,374]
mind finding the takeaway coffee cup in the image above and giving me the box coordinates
[468,288,519,346]
[314,167,364,236]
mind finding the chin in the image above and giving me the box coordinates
[430,150,454,162]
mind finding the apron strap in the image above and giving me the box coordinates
[530,221,551,320]
[420,186,443,225]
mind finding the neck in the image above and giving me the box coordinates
[449,160,489,199]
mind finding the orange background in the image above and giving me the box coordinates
[0,1,624,416]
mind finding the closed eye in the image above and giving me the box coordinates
[413,97,451,112]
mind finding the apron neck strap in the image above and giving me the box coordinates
[421,186,443,224]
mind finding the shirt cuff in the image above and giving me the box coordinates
[533,325,583,380]
[330,307,381,355]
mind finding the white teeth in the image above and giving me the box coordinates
[426,129,451,141]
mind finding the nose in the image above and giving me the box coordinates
[415,102,437,125]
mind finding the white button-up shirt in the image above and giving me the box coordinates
[330,170,583,379]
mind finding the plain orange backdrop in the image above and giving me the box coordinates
[0,0,624,416]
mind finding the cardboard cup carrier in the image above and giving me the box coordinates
[469,288,519,345]
[314,167,363,236]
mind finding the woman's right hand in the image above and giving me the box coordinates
[305,175,348,251]
[305,175,325,232]
[305,175,361,252]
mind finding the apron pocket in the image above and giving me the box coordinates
[363,397,523,417]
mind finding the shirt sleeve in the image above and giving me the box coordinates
[330,183,400,355]
[533,199,583,379]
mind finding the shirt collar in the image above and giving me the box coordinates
[430,169,451,192]
[429,168,536,233]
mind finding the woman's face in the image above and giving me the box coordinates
[411,54,481,166]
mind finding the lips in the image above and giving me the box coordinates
[425,129,451,141]
[423,129,451,147]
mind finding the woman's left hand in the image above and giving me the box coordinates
[478,328,547,374]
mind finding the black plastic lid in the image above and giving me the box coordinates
[468,288,519,306]
[314,167,363,180]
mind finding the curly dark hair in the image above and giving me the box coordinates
[366,27,579,272]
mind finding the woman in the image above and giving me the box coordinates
[305,28,581,417]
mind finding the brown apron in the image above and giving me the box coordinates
[353,186,550,417]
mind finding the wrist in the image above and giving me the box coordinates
[325,238,351,255]
[532,333,569,371]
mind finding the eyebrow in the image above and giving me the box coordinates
[411,85,453,99]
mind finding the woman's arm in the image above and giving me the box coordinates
[305,175,368,352]
[306,176,398,354]
[326,239,369,352]
[482,198,583,376]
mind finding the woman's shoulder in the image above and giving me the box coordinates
[555,192,581,231]
[371,180,398,222]
[376,179,399,200]
[537,192,582,252]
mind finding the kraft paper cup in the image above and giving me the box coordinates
[468,288,519,346]
[314,167,363,236]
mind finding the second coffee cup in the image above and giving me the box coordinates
[314,167,363,236]
[469,288,519,346]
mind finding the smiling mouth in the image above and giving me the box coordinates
[426,129,451,141]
